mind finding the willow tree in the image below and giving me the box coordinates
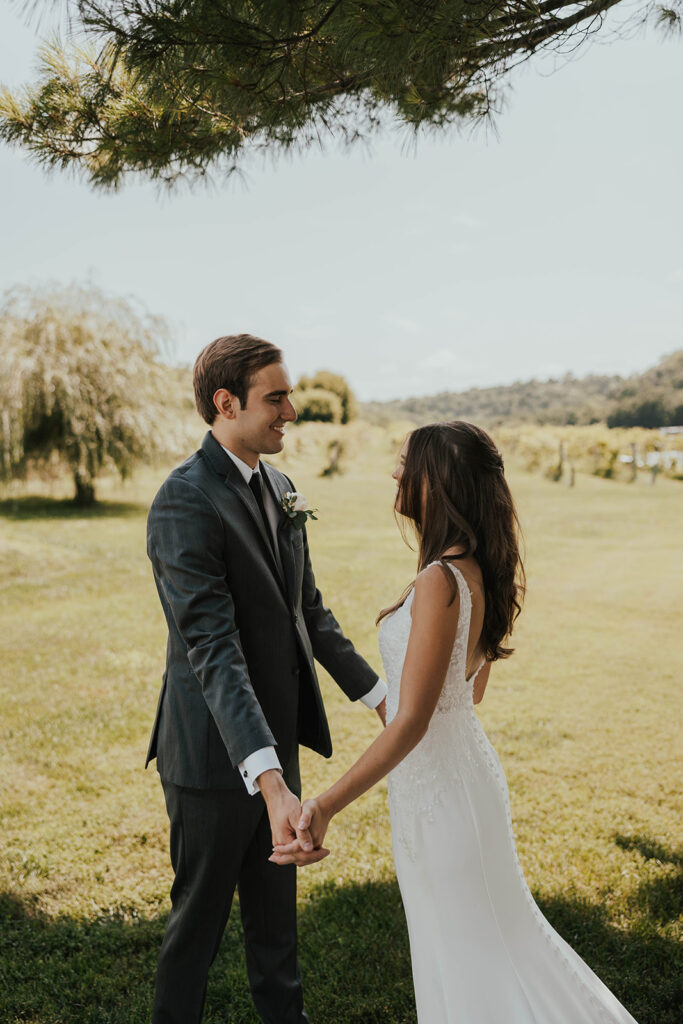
[1,1,680,189]
[0,283,182,504]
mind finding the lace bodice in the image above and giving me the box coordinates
[379,562,487,858]
[379,560,480,724]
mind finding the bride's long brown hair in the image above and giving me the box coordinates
[377,421,525,661]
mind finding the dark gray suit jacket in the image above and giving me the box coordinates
[146,431,378,793]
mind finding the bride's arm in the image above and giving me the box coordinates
[270,564,460,864]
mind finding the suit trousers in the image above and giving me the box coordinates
[152,779,310,1024]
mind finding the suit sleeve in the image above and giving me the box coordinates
[298,522,380,702]
[147,475,276,767]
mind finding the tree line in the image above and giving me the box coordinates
[1,281,678,505]
[606,352,683,428]
[362,351,683,431]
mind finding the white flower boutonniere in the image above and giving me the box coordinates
[280,491,318,530]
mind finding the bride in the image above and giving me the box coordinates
[271,420,639,1024]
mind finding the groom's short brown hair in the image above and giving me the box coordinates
[193,334,283,424]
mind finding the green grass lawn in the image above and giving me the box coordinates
[0,423,681,1023]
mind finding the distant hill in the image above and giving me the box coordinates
[360,350,683,429]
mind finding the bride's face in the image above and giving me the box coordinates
[392,441,409,511]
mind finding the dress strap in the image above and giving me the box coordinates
[466,658,486,685]
[423,559,473,639]
[430,559,472,604]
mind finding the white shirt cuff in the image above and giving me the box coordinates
[238,746,282,796]
[360,678,388,709]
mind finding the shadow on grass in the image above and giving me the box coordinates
[0,496,147,520]
[613,832,683,930]
[615,832,683,868]
[0,891,160,1024]
[0,882,413,1024]
[1,849,680,1024]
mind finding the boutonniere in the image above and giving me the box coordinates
[280,491,318,530]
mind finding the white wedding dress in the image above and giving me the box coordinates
[379,561,639,1024]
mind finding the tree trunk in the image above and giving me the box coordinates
[321,440,342,477]
[73,470,96,506]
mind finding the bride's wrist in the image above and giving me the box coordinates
[317,791,336,820]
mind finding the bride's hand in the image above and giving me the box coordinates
[269,798,332,866]
[301,797,332,848]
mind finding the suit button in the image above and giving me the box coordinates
[292,613,299,624]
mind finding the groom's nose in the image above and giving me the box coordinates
[282,398,297,422]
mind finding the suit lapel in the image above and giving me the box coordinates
[202,433,287,594]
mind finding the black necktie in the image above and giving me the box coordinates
[249,472,275,553]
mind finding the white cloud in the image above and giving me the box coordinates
[381,313,426,335]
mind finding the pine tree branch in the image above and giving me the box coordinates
[1,0,672,188]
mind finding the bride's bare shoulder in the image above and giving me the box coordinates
[413,562,460,609]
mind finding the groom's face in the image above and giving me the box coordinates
[234,361,297,462]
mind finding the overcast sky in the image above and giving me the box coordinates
[1,3,682,400]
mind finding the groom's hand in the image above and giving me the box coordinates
[259,770,327,864]
[270,798,331,866]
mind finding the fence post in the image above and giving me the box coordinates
[556,440,566,483]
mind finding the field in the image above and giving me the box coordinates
[0,422,681,1023]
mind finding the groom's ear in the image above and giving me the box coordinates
[213,388,240,420]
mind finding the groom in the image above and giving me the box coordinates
[146,334,386,1024]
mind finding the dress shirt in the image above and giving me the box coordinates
[220,442,387,795]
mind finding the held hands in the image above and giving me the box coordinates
[269,797,332,867]
[268,697,383,867]
[258,770,329,867]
